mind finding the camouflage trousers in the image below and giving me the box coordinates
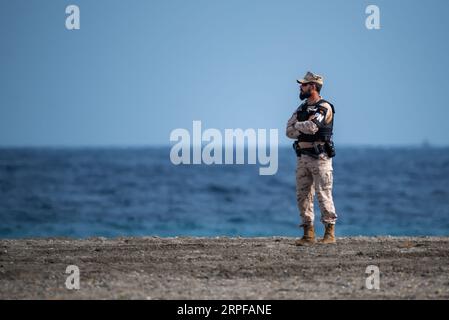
[296,153,337,226]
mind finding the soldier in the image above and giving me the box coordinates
[286,71,338,245]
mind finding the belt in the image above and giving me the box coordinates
[298,144,325,158]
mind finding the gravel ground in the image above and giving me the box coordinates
[1,236,448,299]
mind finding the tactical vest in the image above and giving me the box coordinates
[296,99,335,143]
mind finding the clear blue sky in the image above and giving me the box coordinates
[1,0,448,147]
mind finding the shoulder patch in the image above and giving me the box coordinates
[313,109,326,123]
[318,102,332,112]
[319,101,335,114]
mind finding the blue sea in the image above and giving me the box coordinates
[1,146,449,238]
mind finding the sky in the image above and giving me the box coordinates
[1,0,449,147]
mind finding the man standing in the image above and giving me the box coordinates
[286,71,338,246]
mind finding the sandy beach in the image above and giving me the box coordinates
[1,236,448,299]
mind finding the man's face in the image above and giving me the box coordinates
[299,82,313,100]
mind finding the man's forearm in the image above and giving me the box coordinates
[294,121,319,135]
[286,113,301,139]
[286,125,301,139]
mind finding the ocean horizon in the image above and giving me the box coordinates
[1,146,448,238]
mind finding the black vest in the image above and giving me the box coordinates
[296,99,335,143]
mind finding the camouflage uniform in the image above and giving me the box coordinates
[286,75,338,228]
[295,153,337,226]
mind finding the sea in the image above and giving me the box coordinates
[1,146,448,238]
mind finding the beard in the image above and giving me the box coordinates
[300,90,311,100]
